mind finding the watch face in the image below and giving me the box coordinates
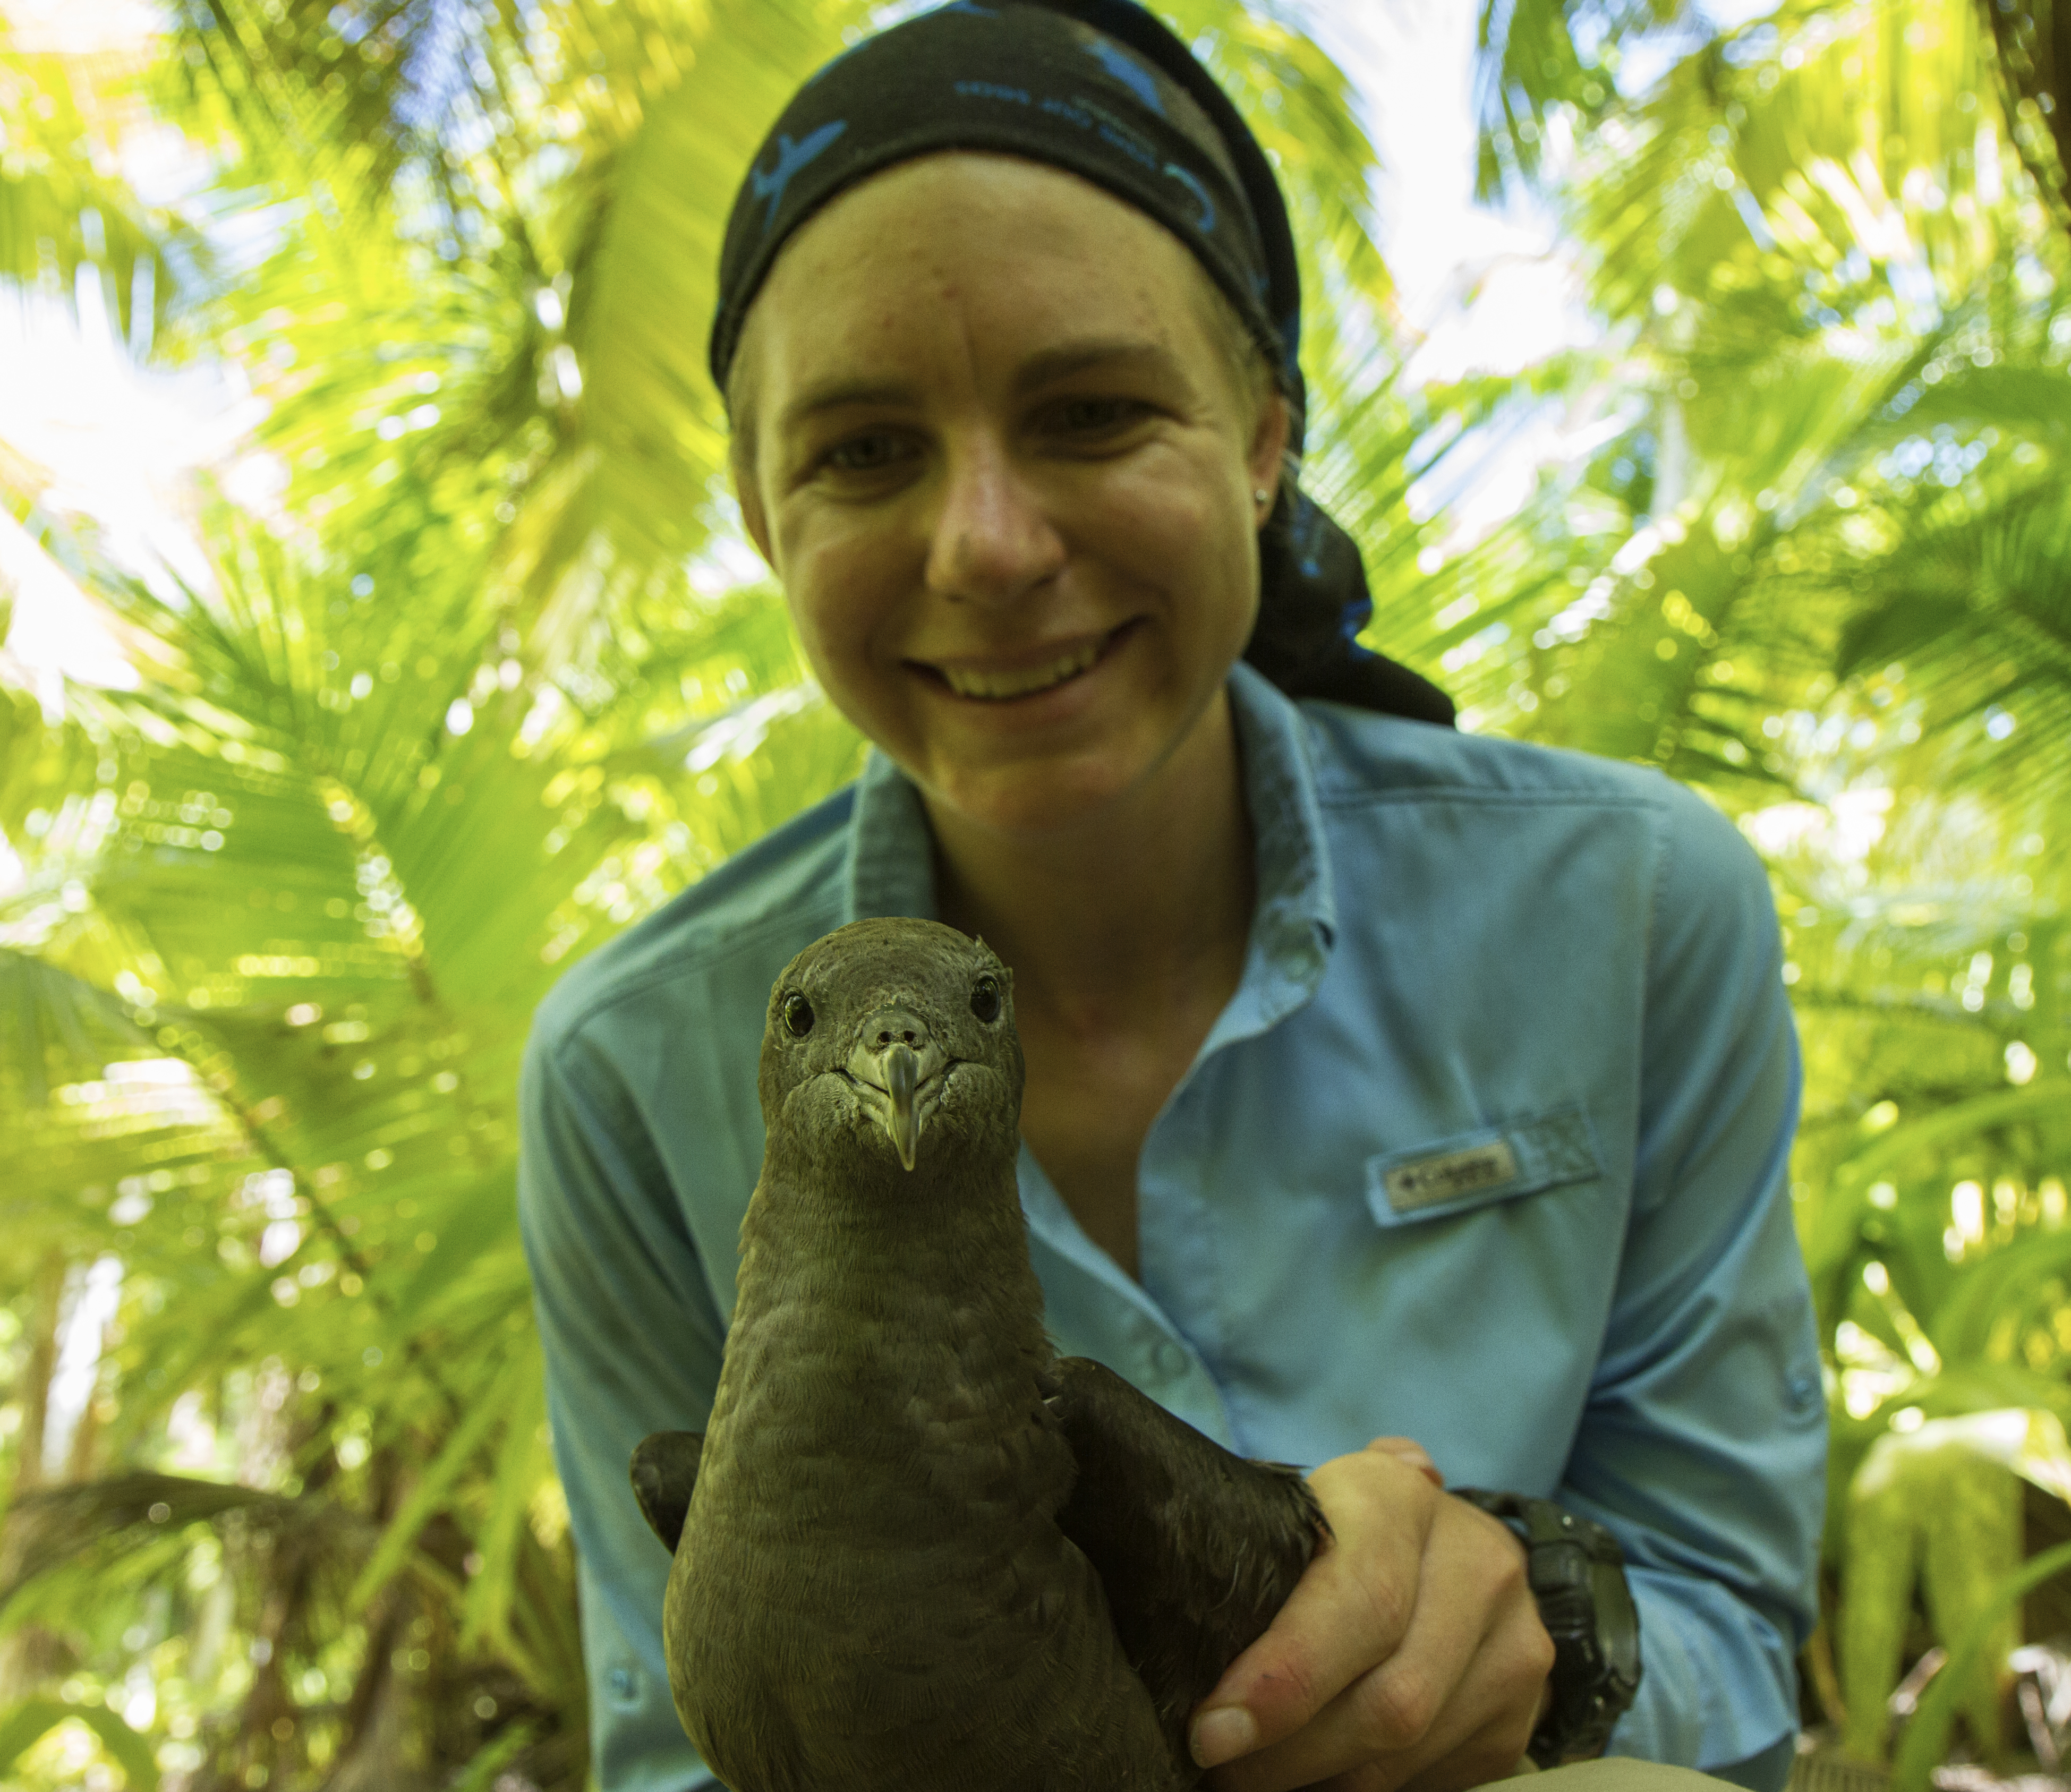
[1536,1519,1642,1763]
[1529,1544,1593,1598]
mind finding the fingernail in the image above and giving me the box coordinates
[1191,1706,1258,1768]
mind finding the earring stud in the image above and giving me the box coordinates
[1253,488,1271,506]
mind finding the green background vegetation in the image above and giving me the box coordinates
[0,0,2067,1786]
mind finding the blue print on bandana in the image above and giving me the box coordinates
[1084,38,1164,115]
[1162,163,1215,233]
[1097,123,1157,170]
[932,1,999,13]
[750,121,848,232]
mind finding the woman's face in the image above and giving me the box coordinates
[731,152,1288,839]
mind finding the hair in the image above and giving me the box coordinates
[1185,260,1304,514]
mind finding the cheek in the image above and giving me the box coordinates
[1092,445,1259,617]
[1104,434,1251,546]
[777,522,925,723]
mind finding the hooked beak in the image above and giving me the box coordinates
[884,1042,919,1172]
[843,1011,947,1172]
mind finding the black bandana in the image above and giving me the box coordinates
[711,0,1454,728]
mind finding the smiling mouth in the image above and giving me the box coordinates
[919,622,1132,703]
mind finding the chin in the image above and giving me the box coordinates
[836,648,1239,840]
[921,742,1166,839]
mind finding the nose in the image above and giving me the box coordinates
[924,436,1065,607]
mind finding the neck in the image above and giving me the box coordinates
[732,1136,1052,1406]
[745,1115,1034,1302]
[927,688,1255,1029]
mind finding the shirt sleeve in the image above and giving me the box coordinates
[1564,784,1826,1778]
[518,1016,727,1792]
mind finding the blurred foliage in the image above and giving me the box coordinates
[0,0,2065,1787]
[1477,0,2071,1780]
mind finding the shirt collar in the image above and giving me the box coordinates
[841,662,1339,1010]
[844,746,936,923]
[1212,660,1337,1046]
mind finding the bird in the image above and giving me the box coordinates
[629,916,1328,1792]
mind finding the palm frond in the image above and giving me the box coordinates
[1472,0,1688,199]
[0,46,199,338]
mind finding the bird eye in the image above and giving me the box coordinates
[782,993,815,1038]
[969,975,1001,1023]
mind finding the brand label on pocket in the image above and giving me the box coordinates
[1383,1139,1521,1213]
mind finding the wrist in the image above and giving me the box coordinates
[1452,1489,1642,1767]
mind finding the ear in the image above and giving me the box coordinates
[726,318,780,571]
[732,454,777,570]
[1247,390,1291,506]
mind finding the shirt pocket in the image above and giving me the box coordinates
[1364,1104,1604,1229]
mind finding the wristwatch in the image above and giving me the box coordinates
[1452,1489,1642,1767]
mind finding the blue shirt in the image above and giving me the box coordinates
[517,663,1827,1792]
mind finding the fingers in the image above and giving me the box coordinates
[1215,1609,1547,1792]
[1394,1706,1542,1792]
[1306,1708,1533,1792]
[1203,1492,1553,1792]
[1302,1768,1395,1792]
[1191,1447,1442,1771]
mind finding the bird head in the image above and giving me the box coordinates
[758,918,1025,1176]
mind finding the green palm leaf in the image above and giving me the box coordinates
[0,46,195,339]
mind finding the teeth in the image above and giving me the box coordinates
[938,639,1102,701]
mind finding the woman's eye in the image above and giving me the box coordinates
[821,432,911,474]
[1052,397,1146,434]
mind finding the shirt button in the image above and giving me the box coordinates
[608,1666,640,1705]
[1152,1338,1190,1380]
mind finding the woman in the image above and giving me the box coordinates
[517,4,1827,1789]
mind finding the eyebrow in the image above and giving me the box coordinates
[773,337,1183,436]
[1011,336,1183,393]
[776,377,919,436]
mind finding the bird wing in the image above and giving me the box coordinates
[630,1429,704,1554]
[1048,1356,1329,1768]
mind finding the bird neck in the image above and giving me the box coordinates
[731,1138,1053,1398]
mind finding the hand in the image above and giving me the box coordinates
[1188,1438,1555,1792]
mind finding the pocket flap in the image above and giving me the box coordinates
[1365,1105,1603,1228]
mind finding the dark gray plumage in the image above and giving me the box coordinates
[630,917,1326,1791]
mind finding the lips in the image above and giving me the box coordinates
[915,622,1132,703]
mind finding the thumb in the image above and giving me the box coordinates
[1365,1436,1444,1488]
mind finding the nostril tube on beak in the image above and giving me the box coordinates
[848,1007,945,1171]
[861,1007,931,1053]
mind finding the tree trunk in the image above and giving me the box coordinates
[0,1253,71,1704]
[1982,0,2071,232]
[12,1251,66,1492]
